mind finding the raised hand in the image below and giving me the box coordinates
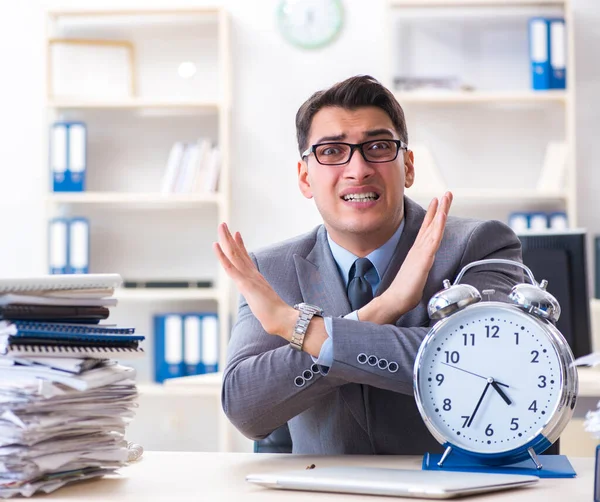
[213,223,295,336]
[360,192,453,324]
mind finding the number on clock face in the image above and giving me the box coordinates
[417,304,561,454]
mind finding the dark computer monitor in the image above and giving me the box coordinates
[517,230,592,359]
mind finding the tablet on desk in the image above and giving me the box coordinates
[246,466,538,499]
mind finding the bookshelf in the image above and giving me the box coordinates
[385,0,577,225]
[43,7,236,452]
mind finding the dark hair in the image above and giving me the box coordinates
[295,75,408,156]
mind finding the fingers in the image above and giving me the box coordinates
[420,197,439,230]
[213,242,244,282]
[215,223,256,274]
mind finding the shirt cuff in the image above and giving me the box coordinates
[311,312,360,373]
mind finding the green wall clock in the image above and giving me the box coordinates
[277,0,344,50]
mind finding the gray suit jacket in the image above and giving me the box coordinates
[222,197,523,454]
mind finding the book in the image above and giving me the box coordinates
[0,305,109,323]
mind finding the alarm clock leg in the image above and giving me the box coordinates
[437,446,453,467]
[527,447,543,470]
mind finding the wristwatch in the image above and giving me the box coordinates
[290,302,324,351]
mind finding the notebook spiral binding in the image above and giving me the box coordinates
[13,322,135,335]
[0,274,122,293]
[2,345,145,358]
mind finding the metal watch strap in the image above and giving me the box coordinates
[290,303,323,351]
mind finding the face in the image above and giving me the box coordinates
[298,106,414,253]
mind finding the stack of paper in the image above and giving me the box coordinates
[0,274,144,497]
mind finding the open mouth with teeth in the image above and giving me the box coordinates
[341,192,380,202]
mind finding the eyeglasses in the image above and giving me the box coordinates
[302,139,408,166]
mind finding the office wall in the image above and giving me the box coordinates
[1,0,599,275]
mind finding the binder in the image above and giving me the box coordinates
[183,314,203,376]
[154,314,184,382]
[69,218,89,274]
[529,18,550,90]
[201,314,219,374]
[48,218,69,274]
[549,18,566,89]
[529,212,549,231]
[50,123,68,192]
[50,121,86,192]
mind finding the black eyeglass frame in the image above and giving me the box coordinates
[301,139,408,166]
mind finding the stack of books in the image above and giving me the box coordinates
[0,274,144,498]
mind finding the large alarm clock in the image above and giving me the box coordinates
[414,259,578,469]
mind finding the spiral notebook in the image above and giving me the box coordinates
[0,274,122,294]
[0,320,144,359]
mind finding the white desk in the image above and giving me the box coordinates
[40,452,593,501]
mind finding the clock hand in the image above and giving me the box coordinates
[490,380,512,405]
[466,380,491,428]
[441,363,510,388]
[441,362,486,380]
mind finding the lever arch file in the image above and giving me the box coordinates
[50,121,86,192]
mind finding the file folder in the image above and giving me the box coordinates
[50,121,86,192]
[50,123,68,191]
[201,314,219,374]
[69,218,89,274]
[154,314,184,382]
[529,18,550,90]
[183,314,203,376]
[549,18,566,89]
[48,218,69,274]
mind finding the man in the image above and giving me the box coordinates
[214,75,522,455]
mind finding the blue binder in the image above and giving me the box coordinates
[549,18,566,89]
[528,18,550,90]
[201,313,219,374]
[48,218,69,274]
[183,314,203,376]
[50,121,86,192]
[68,218,89,274]
[154,314,185,383]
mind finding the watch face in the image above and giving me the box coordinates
[415,302,570,456]
[277,0,344,50]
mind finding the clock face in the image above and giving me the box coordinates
[277,0,344,50]
[415,302,564,455]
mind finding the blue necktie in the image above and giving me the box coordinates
[347,258,374,310]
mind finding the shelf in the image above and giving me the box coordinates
[47,98,221,111]
[47,192,223,208]
[48,7,222,17]
[395,91,568,105]
[407,189,567,203]
[115,288,221,302]
[163,371,223,388]
[575,367,600,398]
[390,0,566,7]
[137,374,221,397]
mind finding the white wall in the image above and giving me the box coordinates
[2,0,599,273]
